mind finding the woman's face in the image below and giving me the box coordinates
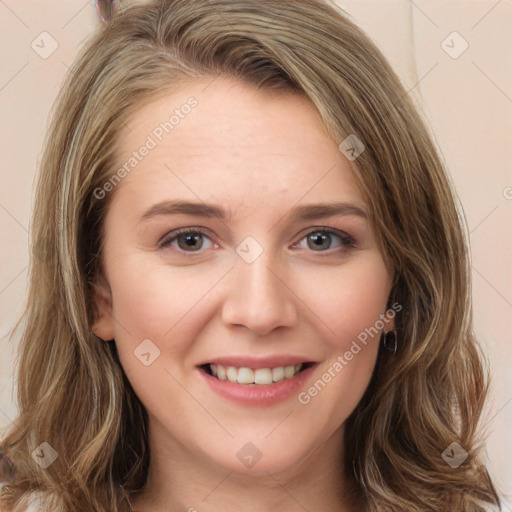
[93,76,394,475]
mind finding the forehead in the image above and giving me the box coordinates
[110,76,365,213]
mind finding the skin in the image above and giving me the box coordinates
[92,76,394,512]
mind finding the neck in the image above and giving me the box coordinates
[129,419,364,512]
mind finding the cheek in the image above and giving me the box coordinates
[292,255,391,420]
[106,256,232,355]
[300,255,392,350]
[105,260,219,396]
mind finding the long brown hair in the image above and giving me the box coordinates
[0,0,502,510]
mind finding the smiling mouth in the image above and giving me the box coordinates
[200,362,314,386]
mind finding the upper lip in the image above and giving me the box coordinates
[197,355,317,370]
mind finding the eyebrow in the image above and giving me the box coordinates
[138,200,367,224]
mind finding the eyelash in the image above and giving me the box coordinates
[159,227,357,256]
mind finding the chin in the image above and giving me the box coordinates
[200,436,317,478]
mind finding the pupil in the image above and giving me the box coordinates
[309,232,330,251]
[179,233,202,251]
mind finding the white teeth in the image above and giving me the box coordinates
[254,368,272,385]
[208,363,304,385]
[226,366,238,382]
[272,366,284,382]
[216,365,225,380]
[284,365,296,378]
[237,367,254,384]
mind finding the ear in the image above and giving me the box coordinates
[91,274,116,341]
[384,277,399,332]
[382,298,398,332]
[383,312,395,332]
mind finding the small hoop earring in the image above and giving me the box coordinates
[382,329,397,354]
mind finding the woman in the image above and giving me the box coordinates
[0,0,502,510]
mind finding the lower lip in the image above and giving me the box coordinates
[197,365,317,406]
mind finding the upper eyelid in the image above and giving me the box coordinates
[294,227,356,249]
[159,226,215,244]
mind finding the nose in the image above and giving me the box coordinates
[220,253,298,336]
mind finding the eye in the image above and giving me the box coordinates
[293,228,356,253]
[159,228,217,253]
[159,227,356,255]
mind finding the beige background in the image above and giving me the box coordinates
[0,0,511,506]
